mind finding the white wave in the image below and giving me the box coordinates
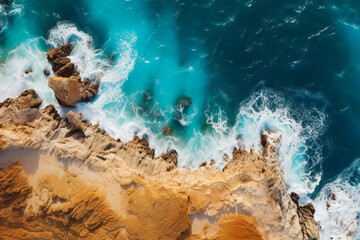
[47,22,110,82]
[47,22,137,84]
[314,158,360,240]
[0,5,8,34]
[0,1,23,34]
[235,89,327,194]
[80,86,237,170]
[0,37,60,109]
[180,107,238,169]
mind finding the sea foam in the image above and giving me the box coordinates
[315,158,360,239]
[0,38,57,106]
[0,1,23,34]
[236,89,327,195]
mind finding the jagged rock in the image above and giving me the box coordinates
[47,47,66,62]
[0,89,42,109]
[47,44,73,73]
[129,136,155,158]
[79,80,99,102]
[24,68,33,74]
[43,68,50,76]
[162,125,172,135]
[157,149,178,167]
[291,192,300,206]
[0,90,42,127]
[298,204,320,240]
[290,192,320,240]
[60,42,72,56]
[55,62,77,78]
[55,57,71,73]
[48,76,82,107]
[199,161,207,167]
[50,56,71,73]
[66,111,83,129]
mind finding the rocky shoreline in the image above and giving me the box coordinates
[0,88,319,239]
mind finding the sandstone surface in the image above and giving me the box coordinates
[0,90,320,239]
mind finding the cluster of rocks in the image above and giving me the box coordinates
[46,43,99,107]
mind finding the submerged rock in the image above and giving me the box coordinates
[162,125,172,135]
[177,96,192,109]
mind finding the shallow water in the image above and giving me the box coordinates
[1,0,360,238]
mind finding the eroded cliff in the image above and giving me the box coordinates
[0,90,319,239]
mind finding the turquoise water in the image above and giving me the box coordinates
[1,0,360,238]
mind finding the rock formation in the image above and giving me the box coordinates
[47,43,99,107]
[0,90,320,239]
[290,192,320,240]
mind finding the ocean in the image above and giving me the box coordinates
[1,0,360,238]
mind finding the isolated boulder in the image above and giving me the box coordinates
[48,75,99,107]
[48,76,82,107]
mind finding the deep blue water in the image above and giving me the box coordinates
[1,0,360,238]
